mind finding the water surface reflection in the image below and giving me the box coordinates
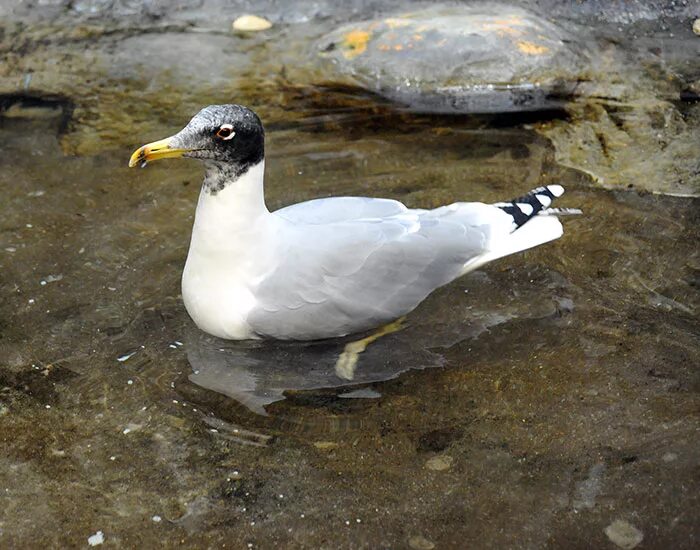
[182,269,567,419]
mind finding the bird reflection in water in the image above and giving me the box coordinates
[183,309,513,417]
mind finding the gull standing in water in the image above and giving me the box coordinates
[130,104,579,342]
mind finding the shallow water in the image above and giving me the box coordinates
[1,6,699,548]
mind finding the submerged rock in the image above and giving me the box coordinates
[572,463,605,510]
[541,99,700,196]
[408,535,436,550]
[316,5,589,113]
[604,519,644,549]
[425,455,453,471]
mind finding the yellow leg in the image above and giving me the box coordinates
[334,317,406,381]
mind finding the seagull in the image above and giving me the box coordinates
[129,104,579,341]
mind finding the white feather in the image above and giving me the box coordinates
[460,215,563,275]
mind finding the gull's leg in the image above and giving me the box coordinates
[334,317,406,381]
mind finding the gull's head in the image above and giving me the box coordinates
[129,104,265,172]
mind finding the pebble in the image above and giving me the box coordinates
[604,519,643,549]
[122,422,141,435]
[87,531,104,546]
[662,452,677,462]
[408,534,435,550]
[233,15,272,32]
[314,441,339,451]
[425,455,453,471]
[693,19,700,36]
[152,515,162,523]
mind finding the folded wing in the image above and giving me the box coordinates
[248,197,510,339]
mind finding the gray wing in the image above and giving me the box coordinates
[248,198,504,340]
[275,196,413,224]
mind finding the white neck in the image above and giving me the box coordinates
[181,160,277,339]
[189,160,270,252]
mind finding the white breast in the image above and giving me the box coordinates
[182,251,259,340]
[181,161,276,340]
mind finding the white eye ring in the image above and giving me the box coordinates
[217,124,235,140]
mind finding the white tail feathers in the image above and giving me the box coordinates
[461,216,563,275]
[540,207,583,216]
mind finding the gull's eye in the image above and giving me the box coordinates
[216,124,235,140]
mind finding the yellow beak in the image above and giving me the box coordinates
[128,136,192,168]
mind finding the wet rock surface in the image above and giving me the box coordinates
[0,1,699,548]
[312,5,700,194]
[2,1,697,194]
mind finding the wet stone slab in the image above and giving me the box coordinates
[316,5,589,114]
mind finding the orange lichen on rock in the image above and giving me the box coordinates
[384,17,411,29]
[342,30,371,59]
[516,40,550,55]
[495,16,525,26]
[481,16,527,36]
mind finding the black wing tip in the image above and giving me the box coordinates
[494,185,569,228]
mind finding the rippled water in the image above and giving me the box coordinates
[1,11,699,548]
